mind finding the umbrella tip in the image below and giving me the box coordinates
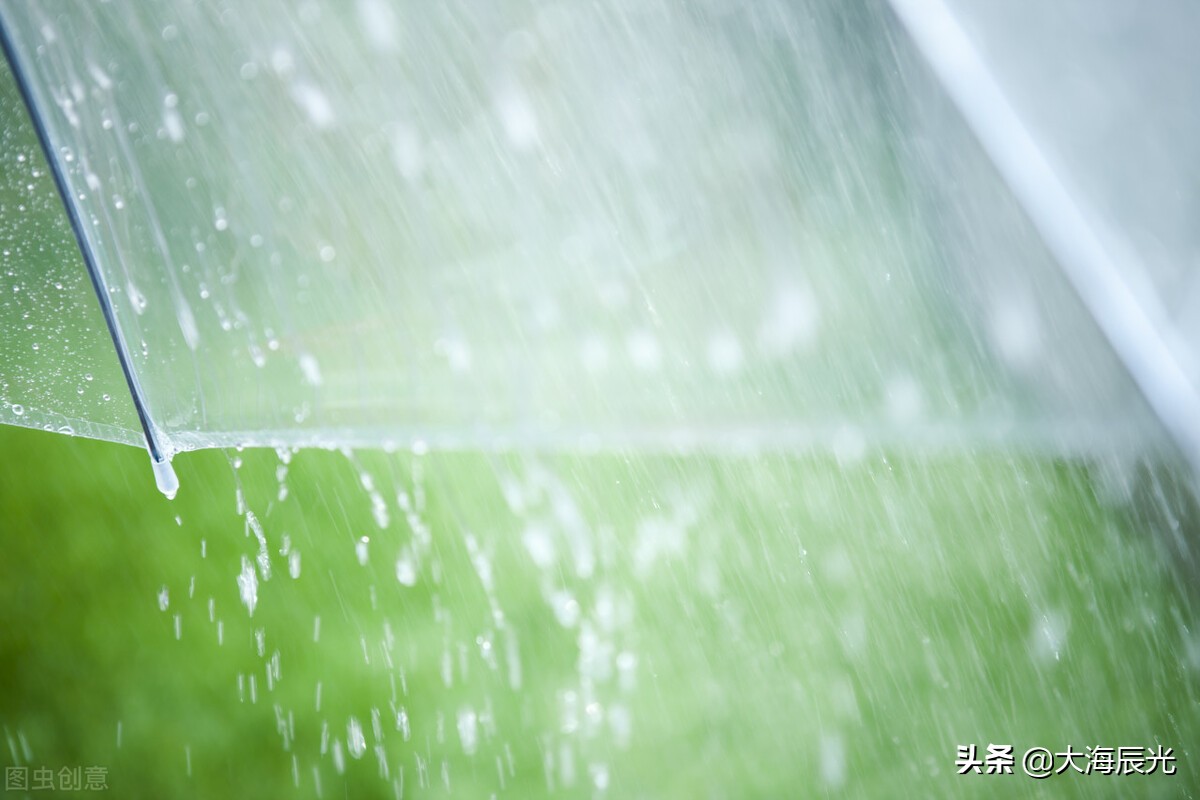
[151,455,179,500]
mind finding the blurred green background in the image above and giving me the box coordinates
[2,425,1199,798]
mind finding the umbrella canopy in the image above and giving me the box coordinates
[0,0,1194,480]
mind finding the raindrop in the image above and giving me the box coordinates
[347,718,366,759]
[494,84,539,150]
[292,82,335,129]
[396,707,410,740]
[759,283,820,355]
[456,707,478,756]
[627,330,662,372]
[706,329,744,375]
[237,555,259,616]
[819,733,846,788]
[357,0,400,52]
[395,552,417,586]
[298,353,322,386]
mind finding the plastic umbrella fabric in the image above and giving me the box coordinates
[0,0,1195,490]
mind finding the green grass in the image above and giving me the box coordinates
[1,424,1198,798]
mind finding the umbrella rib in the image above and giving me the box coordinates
[889,0,1200,475]
[0,16,168,465]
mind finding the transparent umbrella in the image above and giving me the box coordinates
[1,0,1195,479]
